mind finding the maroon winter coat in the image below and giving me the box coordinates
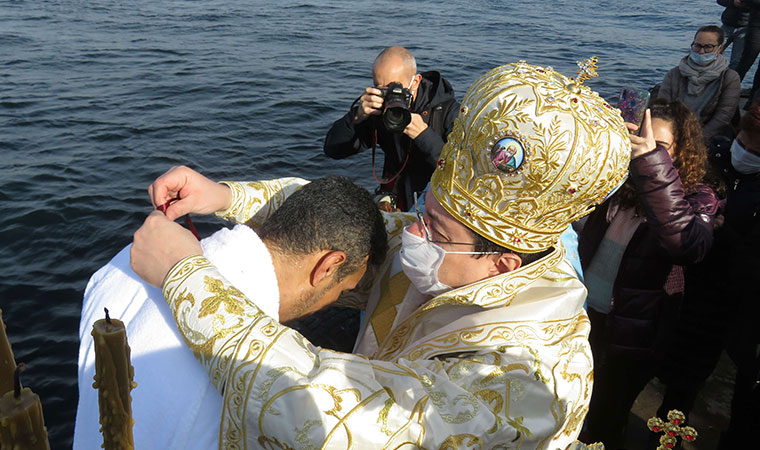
[578,147,720,360]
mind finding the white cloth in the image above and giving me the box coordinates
[74,224,278,450]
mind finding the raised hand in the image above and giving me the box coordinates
[403,113,428,139]
[353,87,384,123]
[147,166,232,220]
[628,109,657,158]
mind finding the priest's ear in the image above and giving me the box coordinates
[489,252,522,276]
[310,250,347,287]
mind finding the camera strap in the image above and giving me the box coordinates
[371,128,409,188]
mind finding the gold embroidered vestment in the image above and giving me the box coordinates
[163,178,594,450]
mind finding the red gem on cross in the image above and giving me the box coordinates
[669,431,676,436]
[686,436,694,441]
[673,420,681,425]
[666,444,674,449]
[571,98,578,103]
[653,427,660,432]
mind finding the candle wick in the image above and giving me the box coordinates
[13,363,26,399]
[104,307,111,325]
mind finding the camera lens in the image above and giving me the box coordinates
[382,82,412,133]
[383,105,411,133]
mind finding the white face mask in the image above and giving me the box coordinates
[399,226,452,296]
[730,139,760,175]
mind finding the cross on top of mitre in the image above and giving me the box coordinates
[575,56,599,85]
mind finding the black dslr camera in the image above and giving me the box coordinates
[378,82,414,133]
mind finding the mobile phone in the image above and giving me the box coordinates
[616,88,650,129]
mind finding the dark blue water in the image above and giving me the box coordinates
[0,0,749,447]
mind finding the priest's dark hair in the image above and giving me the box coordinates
[468,229,552,266]
[256,175,388,281]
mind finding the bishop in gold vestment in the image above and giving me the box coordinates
[143,61,632,449]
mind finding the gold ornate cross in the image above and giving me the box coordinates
[647,410,698,449]
[575,56,599,86]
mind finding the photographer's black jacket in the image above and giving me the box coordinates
[323,71,459,210]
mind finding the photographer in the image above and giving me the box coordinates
[324,46,459,211]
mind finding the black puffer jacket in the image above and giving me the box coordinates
[710,137,760,338]
[324,71,459,210]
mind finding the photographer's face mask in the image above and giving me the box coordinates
[407,76,415,91]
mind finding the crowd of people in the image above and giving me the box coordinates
[74,14,760,450]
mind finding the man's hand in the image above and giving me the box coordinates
[403,113,428,139]
[130,211,203,287]
[353,87,384,123]
[148,166,232,220]
[628,109,657,159]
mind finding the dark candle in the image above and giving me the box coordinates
[0,364,50,449]
[92,308,136,450]
[0,309,16,396]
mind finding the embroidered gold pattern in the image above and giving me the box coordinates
[216,178,309,226]
[199,276,247,317]
[439,434,483,450]
[377,387,396,435]
[161,172,594,449]
[431,61,630,253]
[374,246,565,361]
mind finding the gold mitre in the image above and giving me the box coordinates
[430,60,630,253]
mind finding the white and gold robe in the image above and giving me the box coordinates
[164,178,593,450]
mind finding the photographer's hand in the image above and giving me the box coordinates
[353,87,384,123]
[148,165,232,221]
[403,113,428,139]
